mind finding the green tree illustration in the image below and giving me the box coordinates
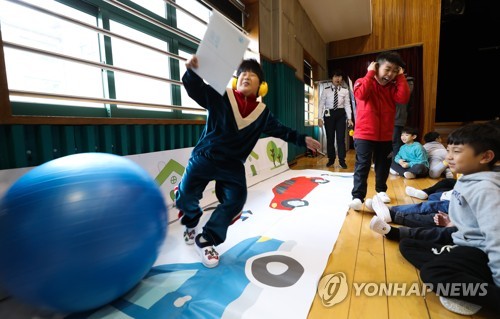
[267,141,284,167]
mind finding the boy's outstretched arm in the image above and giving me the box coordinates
[305,136,321,153]
[182,55,219,110]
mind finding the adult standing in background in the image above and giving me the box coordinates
[392,72,414,157]
[349,51,410,211]
[318,69,353,169]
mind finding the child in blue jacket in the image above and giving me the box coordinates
[176,56,320,268]
[389,126,429,179]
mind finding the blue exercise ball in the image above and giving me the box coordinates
[0,153,167,313]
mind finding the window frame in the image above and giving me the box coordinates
[303,59,315,127]
[0,0,216,125]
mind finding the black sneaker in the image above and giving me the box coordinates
[326,160,335,167]
[339,162,348,169]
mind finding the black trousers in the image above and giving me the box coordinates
[323,108,347,163]
[423,178,456,195]
[390,161,429,178]
[392,125,404,156]
[351,138,392,201]
[398,228,500,313]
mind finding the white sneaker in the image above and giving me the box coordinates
[372,195,392,223]
[403,171,416,179]
[349,198,363,211]
[364,198,374,212]
[369,216,390,235]
[183,227,196,245]
[377,191,391,203]
[195,234,219,268]
[439,296,482,315]
[389,168,398,175]
[405,186,428,199]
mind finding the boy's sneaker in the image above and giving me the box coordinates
[349,198,363,211]
[372,195,392,223]
[195,234,219,268]
[364,198,374,212]
[403,171,416,179]
[377,191,391,203]
[369,216,390,235]
[389,168,398,175]
[439,296,482,315]
[405,186,428,199]
[183,227,196,245]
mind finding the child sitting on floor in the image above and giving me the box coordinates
[389,126,429,179]
[370,121,500,316]
[423,131,454,179]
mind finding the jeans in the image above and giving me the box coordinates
[390,199,450,227]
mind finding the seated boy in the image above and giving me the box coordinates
[423,131,453,178]
[371,122,500,315]
[389,126,429,179]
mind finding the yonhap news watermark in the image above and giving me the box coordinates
[317,272,488,307]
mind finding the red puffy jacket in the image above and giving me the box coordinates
[353,70,410,141]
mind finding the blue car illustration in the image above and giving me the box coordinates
[68,236,304,319]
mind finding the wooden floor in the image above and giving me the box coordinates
[289,149,496,319]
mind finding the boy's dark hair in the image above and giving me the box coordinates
[402,126,419,137]
[237,59,264,83]
[447,122,500,168]
[424,131,440,143]
[331,69,344,78]
[376,51,405,68]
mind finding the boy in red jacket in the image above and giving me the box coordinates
[349,51,410,211]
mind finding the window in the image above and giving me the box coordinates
[303,59,314,126]
[176,0,210,40]
[0,0,102,108]
[109,20,172,108]
[0,0,242,121]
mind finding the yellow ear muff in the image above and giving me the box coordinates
[258,81,268,97]
[232,77,238,90]
[232,77,268,97]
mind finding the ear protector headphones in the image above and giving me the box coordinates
[232,76,268,97]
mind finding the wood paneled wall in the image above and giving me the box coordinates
[257,0,328,80]
[328,0,442,135]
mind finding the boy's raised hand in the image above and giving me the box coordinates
[368,61,378,72]
[185,55,199,70]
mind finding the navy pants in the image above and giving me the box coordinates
[176,154,247,246]
[352,138,392,201]
[324,109,347,163]
[423,178,456,195]
[390,161,429,178]
[392,125,404,157]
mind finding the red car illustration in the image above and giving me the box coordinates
[269,176,329,210]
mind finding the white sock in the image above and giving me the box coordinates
[405,186,428,199]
